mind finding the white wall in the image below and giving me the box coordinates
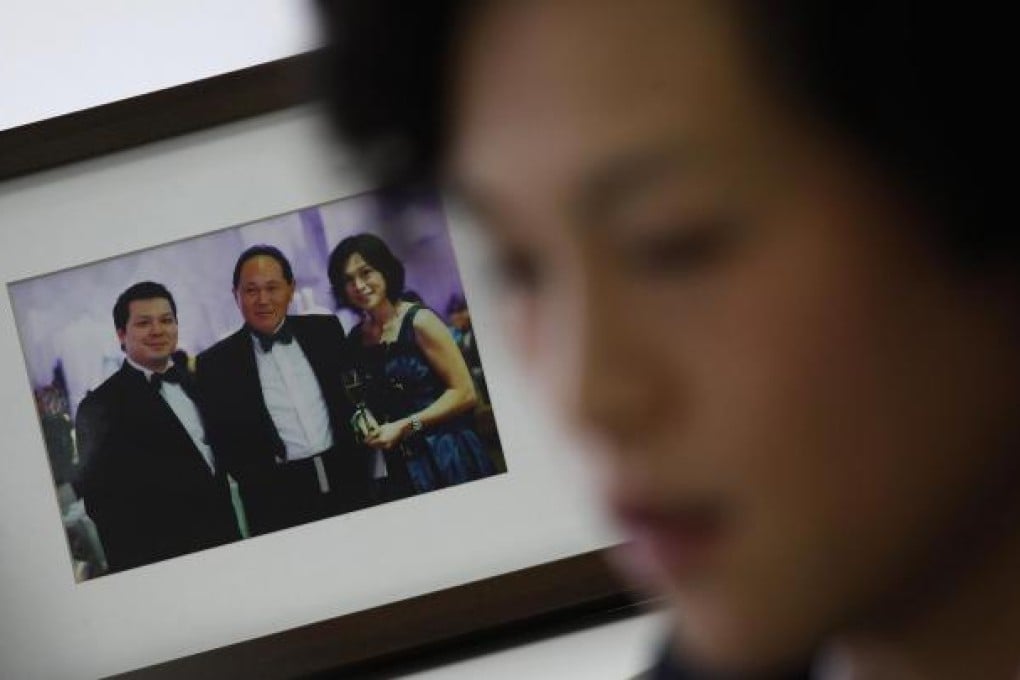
[0,0,318,131]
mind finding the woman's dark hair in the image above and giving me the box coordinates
[113,281,177,332]
[400,289,425,305]
[328,233,406,308]
[445,293,468,316]
[316,0,467,186]
[316,1,1011,264]
[232,244,295,289]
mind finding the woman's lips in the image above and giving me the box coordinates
[611,501,728,583]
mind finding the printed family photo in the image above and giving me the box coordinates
[9,186,505,582]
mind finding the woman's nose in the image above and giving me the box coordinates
[570,269,672,450]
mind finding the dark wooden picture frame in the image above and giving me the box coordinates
[0,53,640,678]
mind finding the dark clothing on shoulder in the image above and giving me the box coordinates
[640,643,812,680]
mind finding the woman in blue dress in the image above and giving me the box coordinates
[328,233,495,494]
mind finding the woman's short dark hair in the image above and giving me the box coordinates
[328,233,406,308]
[113,281,177,332]
[445,293,467,316]
[232,245,295,290]
[315,1,1012,265]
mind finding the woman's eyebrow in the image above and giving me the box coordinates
[446,181,514,235]
[449,144,697,233]
[574,145,695,228]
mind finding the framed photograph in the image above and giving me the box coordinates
[0,56,634,678]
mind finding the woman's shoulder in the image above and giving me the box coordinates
[405,304,448,340]
[407,304,442,329]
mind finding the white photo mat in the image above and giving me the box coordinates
[0,104,618,679]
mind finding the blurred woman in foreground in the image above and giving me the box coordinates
[318,2,1019,677]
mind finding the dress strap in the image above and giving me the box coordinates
[397,304,424,342]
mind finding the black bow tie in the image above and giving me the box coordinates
[253,324,294,352]
[149,367,183,389]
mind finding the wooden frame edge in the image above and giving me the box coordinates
[0,52,321,182]
[118,549,636,679]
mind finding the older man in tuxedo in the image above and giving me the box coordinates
[76,282,240,574]
[197,245,373,536]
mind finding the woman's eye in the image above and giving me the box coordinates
[619,219,737,275]
[494,247,544,293]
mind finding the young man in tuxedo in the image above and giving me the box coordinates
[76,282,240,574]
[197,245,373,536]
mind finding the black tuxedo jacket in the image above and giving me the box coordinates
[76,360,240,574]
[196,315,371,534]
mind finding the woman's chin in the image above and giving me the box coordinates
[353,297,378,312]
[665,601,820,677]
[609,542,821,675]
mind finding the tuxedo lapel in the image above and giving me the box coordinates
[232,329,269,415]
[290,317,332,398]
[227,327,288,463]
[115,363,213,476]
[118,362,171,421]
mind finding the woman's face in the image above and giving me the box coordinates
[342,252,389,311]
[449,0,1020,672]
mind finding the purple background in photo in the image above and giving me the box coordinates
[9,187,467,418]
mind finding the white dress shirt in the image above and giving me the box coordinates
[126,357,216,473]
[250,331,334,462]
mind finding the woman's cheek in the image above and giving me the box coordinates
[502,283,587,417]
[500,289,539,360]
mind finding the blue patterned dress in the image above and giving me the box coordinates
[350,305,495,493]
